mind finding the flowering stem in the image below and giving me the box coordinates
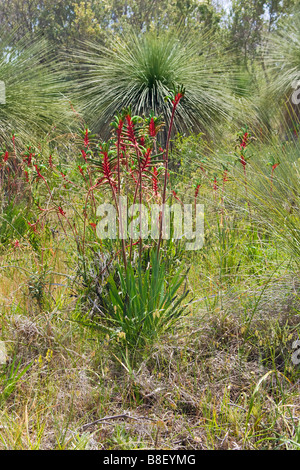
[117,122,127,271]
[157,96,180,259]
[129,144,143,262]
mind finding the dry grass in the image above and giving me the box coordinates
[0,250,299,450]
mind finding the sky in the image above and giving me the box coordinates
[212,0,232,14]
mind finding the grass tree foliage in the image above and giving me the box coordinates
[0,33,74,147]
[70,29,239,137]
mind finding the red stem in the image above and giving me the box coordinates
[157,101,178,258]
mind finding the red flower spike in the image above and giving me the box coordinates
[240,155,246,167]
[195,184,201,199]
[172,92,183,107]
[102,152,117,191]
[81,149,87,162]
[152,167,158,196]
[58,207,66,217]
[240,132,248,149]
[117,119,124,137]
[126,115,137,145]
[84,129,89,148]
[213,177,218,191]
[23,152,33,165]
[149,117,157,137]
[141,148,151,171]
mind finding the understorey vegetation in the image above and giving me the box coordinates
[0,0,300,450]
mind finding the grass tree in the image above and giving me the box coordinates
[259,10,300,136]
[265,10,300,98]
[70,29,239,137]
[0,33,74,148]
